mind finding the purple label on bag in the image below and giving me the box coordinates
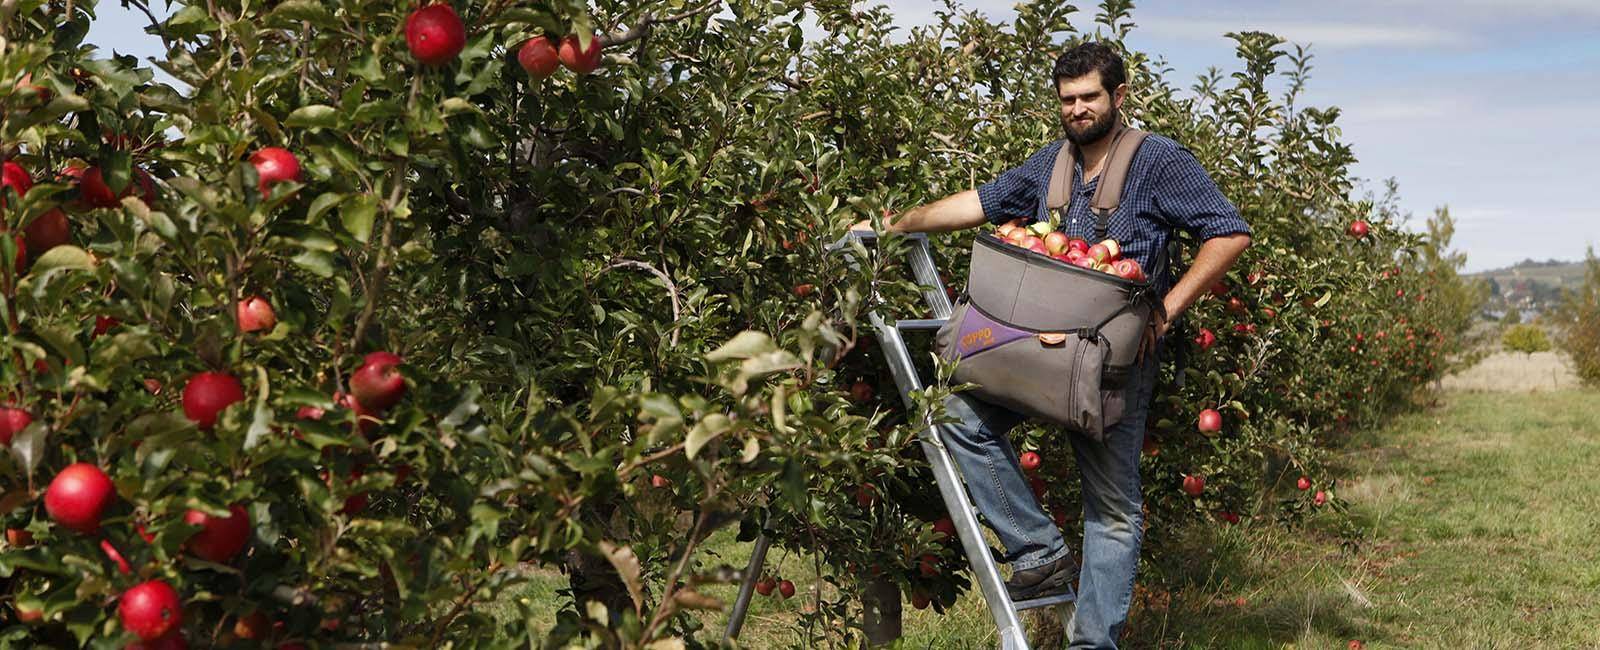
[953,306,1032,359]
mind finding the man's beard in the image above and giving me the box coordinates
[1063,106,1118,146]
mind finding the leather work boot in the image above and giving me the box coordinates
[1004,555,1077,601]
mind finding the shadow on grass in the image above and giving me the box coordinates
[1121,508,1383,649]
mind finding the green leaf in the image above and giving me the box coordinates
[9,422,48,478]
[244,366,273,451]
[28,245,95,274]
[340,194,379,244]
[292,250,334,278]
[285,104,340,129]
[686,413,730,459]
[706,331,776,362]
[306,192,346,223]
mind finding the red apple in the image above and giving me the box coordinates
[335,391,376,436]
[1226,296,1248,315]
[0,407,31,446]
[1086,243,1110,263]
[1071,255,1097,270]
[13,72,51,103]
[1019,451,1042,472]
[6,528,34,547]
[249,147,301,197]
[778,579,796,599]
[182,371,245,430]
[1020,236,1047,255]
[1197,408,1222,435]
[1219,511,1240,525]
[236,296,276,333]
[1112,258,1145,281]
[932,517,956,542]
[918,554,939,577]
[45,462,115,533]
[911,590,931,610]
[1313,490,1327,506]
[1029,476,1047,499]
[1194,328,1216,351]
[1066,238,1089,255]
[119,579,183,641]
[650,474,671,488]
[517,36,560,79]
[1,161,33,206]
[1097,239,1121,260]
[350,352,406,412]
[1296,476,1311,491]
[1043,231,1069,255]
[23,208,70,253]
[1208,281,1228,297]
[558,34,603,74]
[183,504,251,563]
[1004,227,1029,246]
[1142,435,1160,457]
[405,5,467,66]
[233,611,270,640]
[849,380,873,403]
[755,576,775,596]
[73,165,121,208]
[1347,220,1369,239]
[855,483,877,508]
[14,605,43,624]
[93,315,120,338]
[1181,474,1204,497]
[791,283,815,297]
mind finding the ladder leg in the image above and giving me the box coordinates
[870,312,1030,650]
[722,534,770,643]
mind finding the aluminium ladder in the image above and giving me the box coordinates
[722,231,1074,649]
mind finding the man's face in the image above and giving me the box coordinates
[1057,71,1124,146]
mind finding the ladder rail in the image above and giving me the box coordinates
[724,230,1066,649]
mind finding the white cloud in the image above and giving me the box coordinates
[1383,0,1600,20]
[1137,18,1469,49]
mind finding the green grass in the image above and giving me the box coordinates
[1118,390,1600,649]
[502,390,1600,648]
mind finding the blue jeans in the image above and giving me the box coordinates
[940,344,1162,650]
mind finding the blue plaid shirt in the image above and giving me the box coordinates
[976,133,1251,297]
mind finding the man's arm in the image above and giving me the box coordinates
[850,189,987,234]
[1160,233,1251,331]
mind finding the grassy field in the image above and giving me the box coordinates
[1439,350,1578,392]
[506,386,1600,649]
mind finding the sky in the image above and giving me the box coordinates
[86,0,1600,272]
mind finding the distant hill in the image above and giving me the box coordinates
[1468,259,1590,316]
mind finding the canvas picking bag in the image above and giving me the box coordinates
[933,127,1162,441]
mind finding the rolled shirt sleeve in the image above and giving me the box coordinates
[1151,147,1252,241]
[975,143,1059,226]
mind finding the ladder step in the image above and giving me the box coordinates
[1013,591,1076,612]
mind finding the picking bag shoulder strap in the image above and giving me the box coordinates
[1045,127,1150,241]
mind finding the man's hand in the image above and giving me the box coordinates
[849,218,877,233]
[1136,307,1169,364]
[1136,233,1251,364]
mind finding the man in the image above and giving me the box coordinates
[850,42,1251,648]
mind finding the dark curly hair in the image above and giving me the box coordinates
[1052,41,1126,95]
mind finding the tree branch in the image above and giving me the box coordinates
[601,259,682,346]
[599,0,722,48]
